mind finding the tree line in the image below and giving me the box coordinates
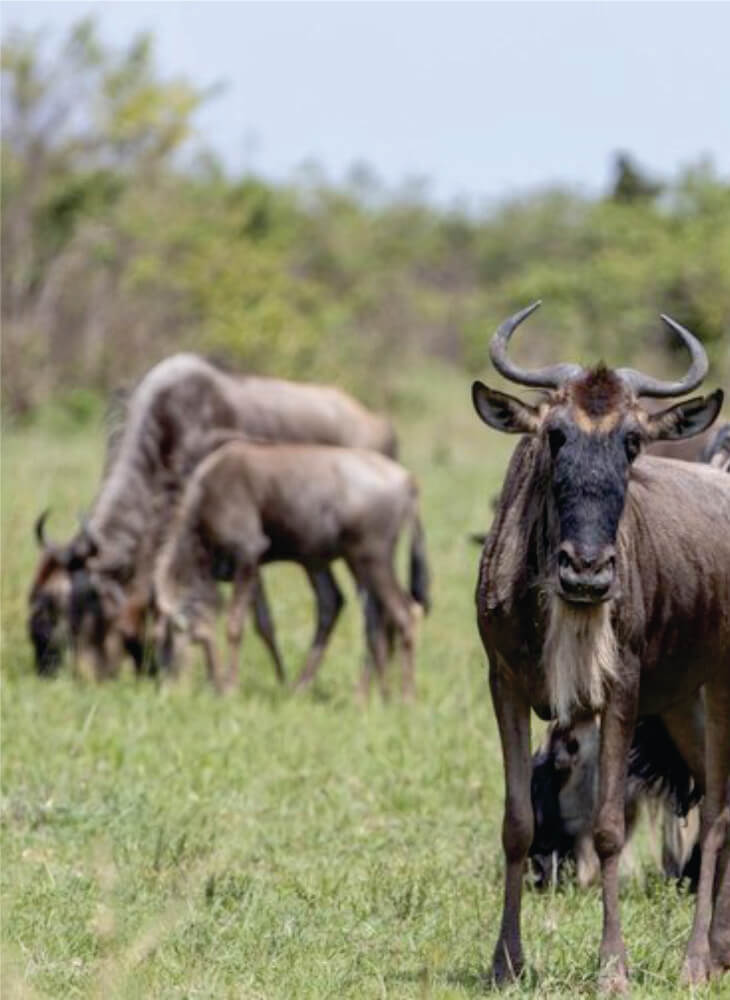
[2,19,728,417]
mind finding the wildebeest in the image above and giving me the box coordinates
[28,353,398,680]
[472,302,729,988]
[529,425,730,893]
[153,441,430,697]
[529,714,701,891]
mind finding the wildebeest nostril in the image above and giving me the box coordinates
[559,542,615,575]
[557,542,616,603]
[558,542,586,574]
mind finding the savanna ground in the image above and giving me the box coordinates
[1,363,723,999]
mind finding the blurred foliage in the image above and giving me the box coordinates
[2,20,729,417]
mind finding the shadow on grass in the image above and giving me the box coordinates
[387,964,540,995]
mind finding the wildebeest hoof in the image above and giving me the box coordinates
[490,945,524,986]
[680,950,713,985]
[598,965,629,995]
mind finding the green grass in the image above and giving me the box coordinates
[1,363,723,998]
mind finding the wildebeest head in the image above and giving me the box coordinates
[28,511,83,674]
[472,302,723,605]
[529,717,599,888]
[28,513,71,675]
[28,510,126,674]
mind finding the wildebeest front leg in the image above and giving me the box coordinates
[360,560,416,701]
[224,567,257,692]
[191,618,225,693]
[488,658,532,985]
[595,673,638,993]
[293,567,344,691]
[252,576,286,684]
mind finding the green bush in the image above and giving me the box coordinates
[2,20,728,417]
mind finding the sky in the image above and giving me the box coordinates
[3,1,730,205]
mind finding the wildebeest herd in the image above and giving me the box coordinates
[26,308,729,991]
[29,353,429,697]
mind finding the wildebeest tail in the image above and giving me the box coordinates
[409,512,431,614]
[628,716,701,817]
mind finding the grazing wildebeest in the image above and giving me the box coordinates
[153,441,429,697]
[472,302,729,989]
[28,354,398,680]
[529,714,702,891]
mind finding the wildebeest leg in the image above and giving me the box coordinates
[360,589,389,702]
[124,633,146,675]
[359,560,416,700]
[293,567,345,691]
[683,681,730,984]
[576,832,601,888]
[710,798,730,972]
[595,673,638,993]
[252,576,286,684]
[224,567,257,692]
[191,617,225,692]
[488,657,532,985]
[356,587,374,703]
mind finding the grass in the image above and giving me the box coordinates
[1,362,723,998]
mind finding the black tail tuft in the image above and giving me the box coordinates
[409,515,431,614]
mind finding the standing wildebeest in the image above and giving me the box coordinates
[29,354,398,680]
[529,406,730,892]
[472,302,729,989]
[153,441,429,697]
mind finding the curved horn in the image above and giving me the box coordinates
[489,301,583,389]
[34,509,52,549]
[616,315,709,398]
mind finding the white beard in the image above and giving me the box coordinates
[542,597,619,726]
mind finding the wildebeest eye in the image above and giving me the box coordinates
[624,431,642,463]
[566,737,579,755]
[548,427,567,458]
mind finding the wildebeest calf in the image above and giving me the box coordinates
[154,441,430,696]
[529,714,702,891]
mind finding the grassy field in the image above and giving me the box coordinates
[1,363,722,999]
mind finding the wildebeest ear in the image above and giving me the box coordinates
[472,381,542,434]
[645,388,724,441]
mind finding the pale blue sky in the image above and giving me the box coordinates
[3,2,730,204]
